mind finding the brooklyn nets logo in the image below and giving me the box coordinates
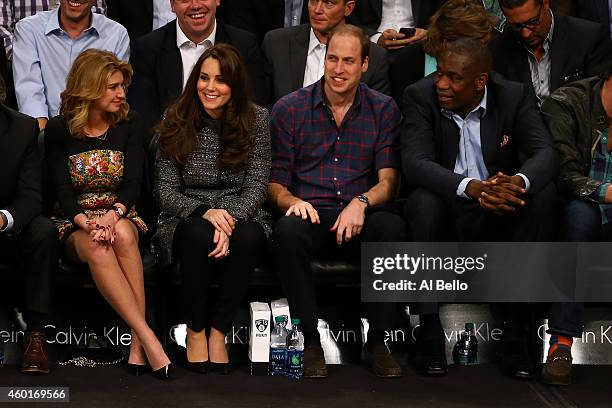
[255,319,268,333]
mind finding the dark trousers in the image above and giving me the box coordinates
[0,215,57,329]
[270,208,408,340]
[174,218,266,333]
[404,185,557,340]
[549,199,612,338]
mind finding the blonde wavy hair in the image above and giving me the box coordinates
[60,49,132,139]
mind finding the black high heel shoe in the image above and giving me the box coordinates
[126,363,150,377]
[209,361,230,375]
[186,360,209,374]
[152,363,173,380]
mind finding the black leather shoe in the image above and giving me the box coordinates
[412,339,448,376]
[500,341,534,380]
[21,331,50,374]
[152,363,173,381]
[363,343,401,378]
[126,363,150,376]
[209,362,230,375]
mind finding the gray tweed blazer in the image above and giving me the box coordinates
[152,105,272,265]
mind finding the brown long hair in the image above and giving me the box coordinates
[157,44,254,170]
[424,0,496,58]
[60,49,132,139]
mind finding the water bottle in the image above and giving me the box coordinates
[269,316,288,376]
[287,318,304,379]
[453,322,478,365]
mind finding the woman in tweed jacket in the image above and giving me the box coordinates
[153,44,271,373]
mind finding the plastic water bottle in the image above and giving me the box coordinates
[287,318,304,379]
[453,322,478,365]
[269,316,288,376]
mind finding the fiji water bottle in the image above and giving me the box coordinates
[453,322,478,365]
[269,316,289,376]
[287,318,304,379]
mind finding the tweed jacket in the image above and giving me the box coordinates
[153,105,272,265]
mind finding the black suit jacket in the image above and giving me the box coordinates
[218,0,308,45]
[0,105,41,233]
[348,0,446,36]
[262,24,390,102]
[489,15,611,96]
[401,73,557,201]
[106,0,153,40]
[128,20,270,139]
[576,0,611,38]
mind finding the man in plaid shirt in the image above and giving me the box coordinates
[268,24,407,379]
[0,0,106,59]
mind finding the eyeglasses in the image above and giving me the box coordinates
[308,0,339,9]
[505,3,543,31]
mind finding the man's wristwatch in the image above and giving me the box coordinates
[113,205,125,218]
[356,194,370,209]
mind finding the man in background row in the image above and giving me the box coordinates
[12,0,128,129]
[105,0,174,41]
[263,0,389,103]
[129,0,269,143]
[0,0,106,59]
[489,0,610,106]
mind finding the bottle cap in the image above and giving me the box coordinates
[466,322,474,330]
[291,318,300,325]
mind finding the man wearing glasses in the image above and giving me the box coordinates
[489,0,610,106]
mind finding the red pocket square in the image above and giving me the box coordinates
[500,134,510,147]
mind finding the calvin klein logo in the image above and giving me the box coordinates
[255,319,268,333]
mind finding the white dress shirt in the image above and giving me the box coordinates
[153,0,176,30]
[371,0,414,44]
[176,19,216,89]
[303,28,326,87]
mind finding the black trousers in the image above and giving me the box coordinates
[403,184,557,341]
[270,208,408,338]
[174,218,266,333]
[0,215,57,327]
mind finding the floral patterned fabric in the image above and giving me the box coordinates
[52,149,147,241]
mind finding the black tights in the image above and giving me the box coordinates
[174,218,266,333]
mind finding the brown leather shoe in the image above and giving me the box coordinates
[541,347,572,386]
[21,331,50,374]
[364,343,402,378]
[303,345,328,378]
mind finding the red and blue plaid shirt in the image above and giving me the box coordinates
[270,79,401,209]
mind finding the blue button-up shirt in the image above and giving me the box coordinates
[12,7,129,119]
[442,87,530,197]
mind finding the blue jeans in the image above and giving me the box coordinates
[549,199,603,338]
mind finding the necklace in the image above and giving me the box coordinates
[85,129,108,141]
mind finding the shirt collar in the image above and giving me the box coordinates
[307,27,325,55]
[313,77,363,111]
[441,86,488,119]
[45,6,99,36]
[176,18,216,48]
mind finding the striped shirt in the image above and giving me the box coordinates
[0,0,107,59]
[270,79,400,209]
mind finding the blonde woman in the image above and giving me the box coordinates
[45,49,171,379]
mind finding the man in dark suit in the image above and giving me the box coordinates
[575,0,611,38]
[0,76,57,375]
[402,39,557,379]
[262,0,389,103]
[489,0,610,105]
[348,0,445,50]
[217,0,309,44]
[129,0,270,142]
